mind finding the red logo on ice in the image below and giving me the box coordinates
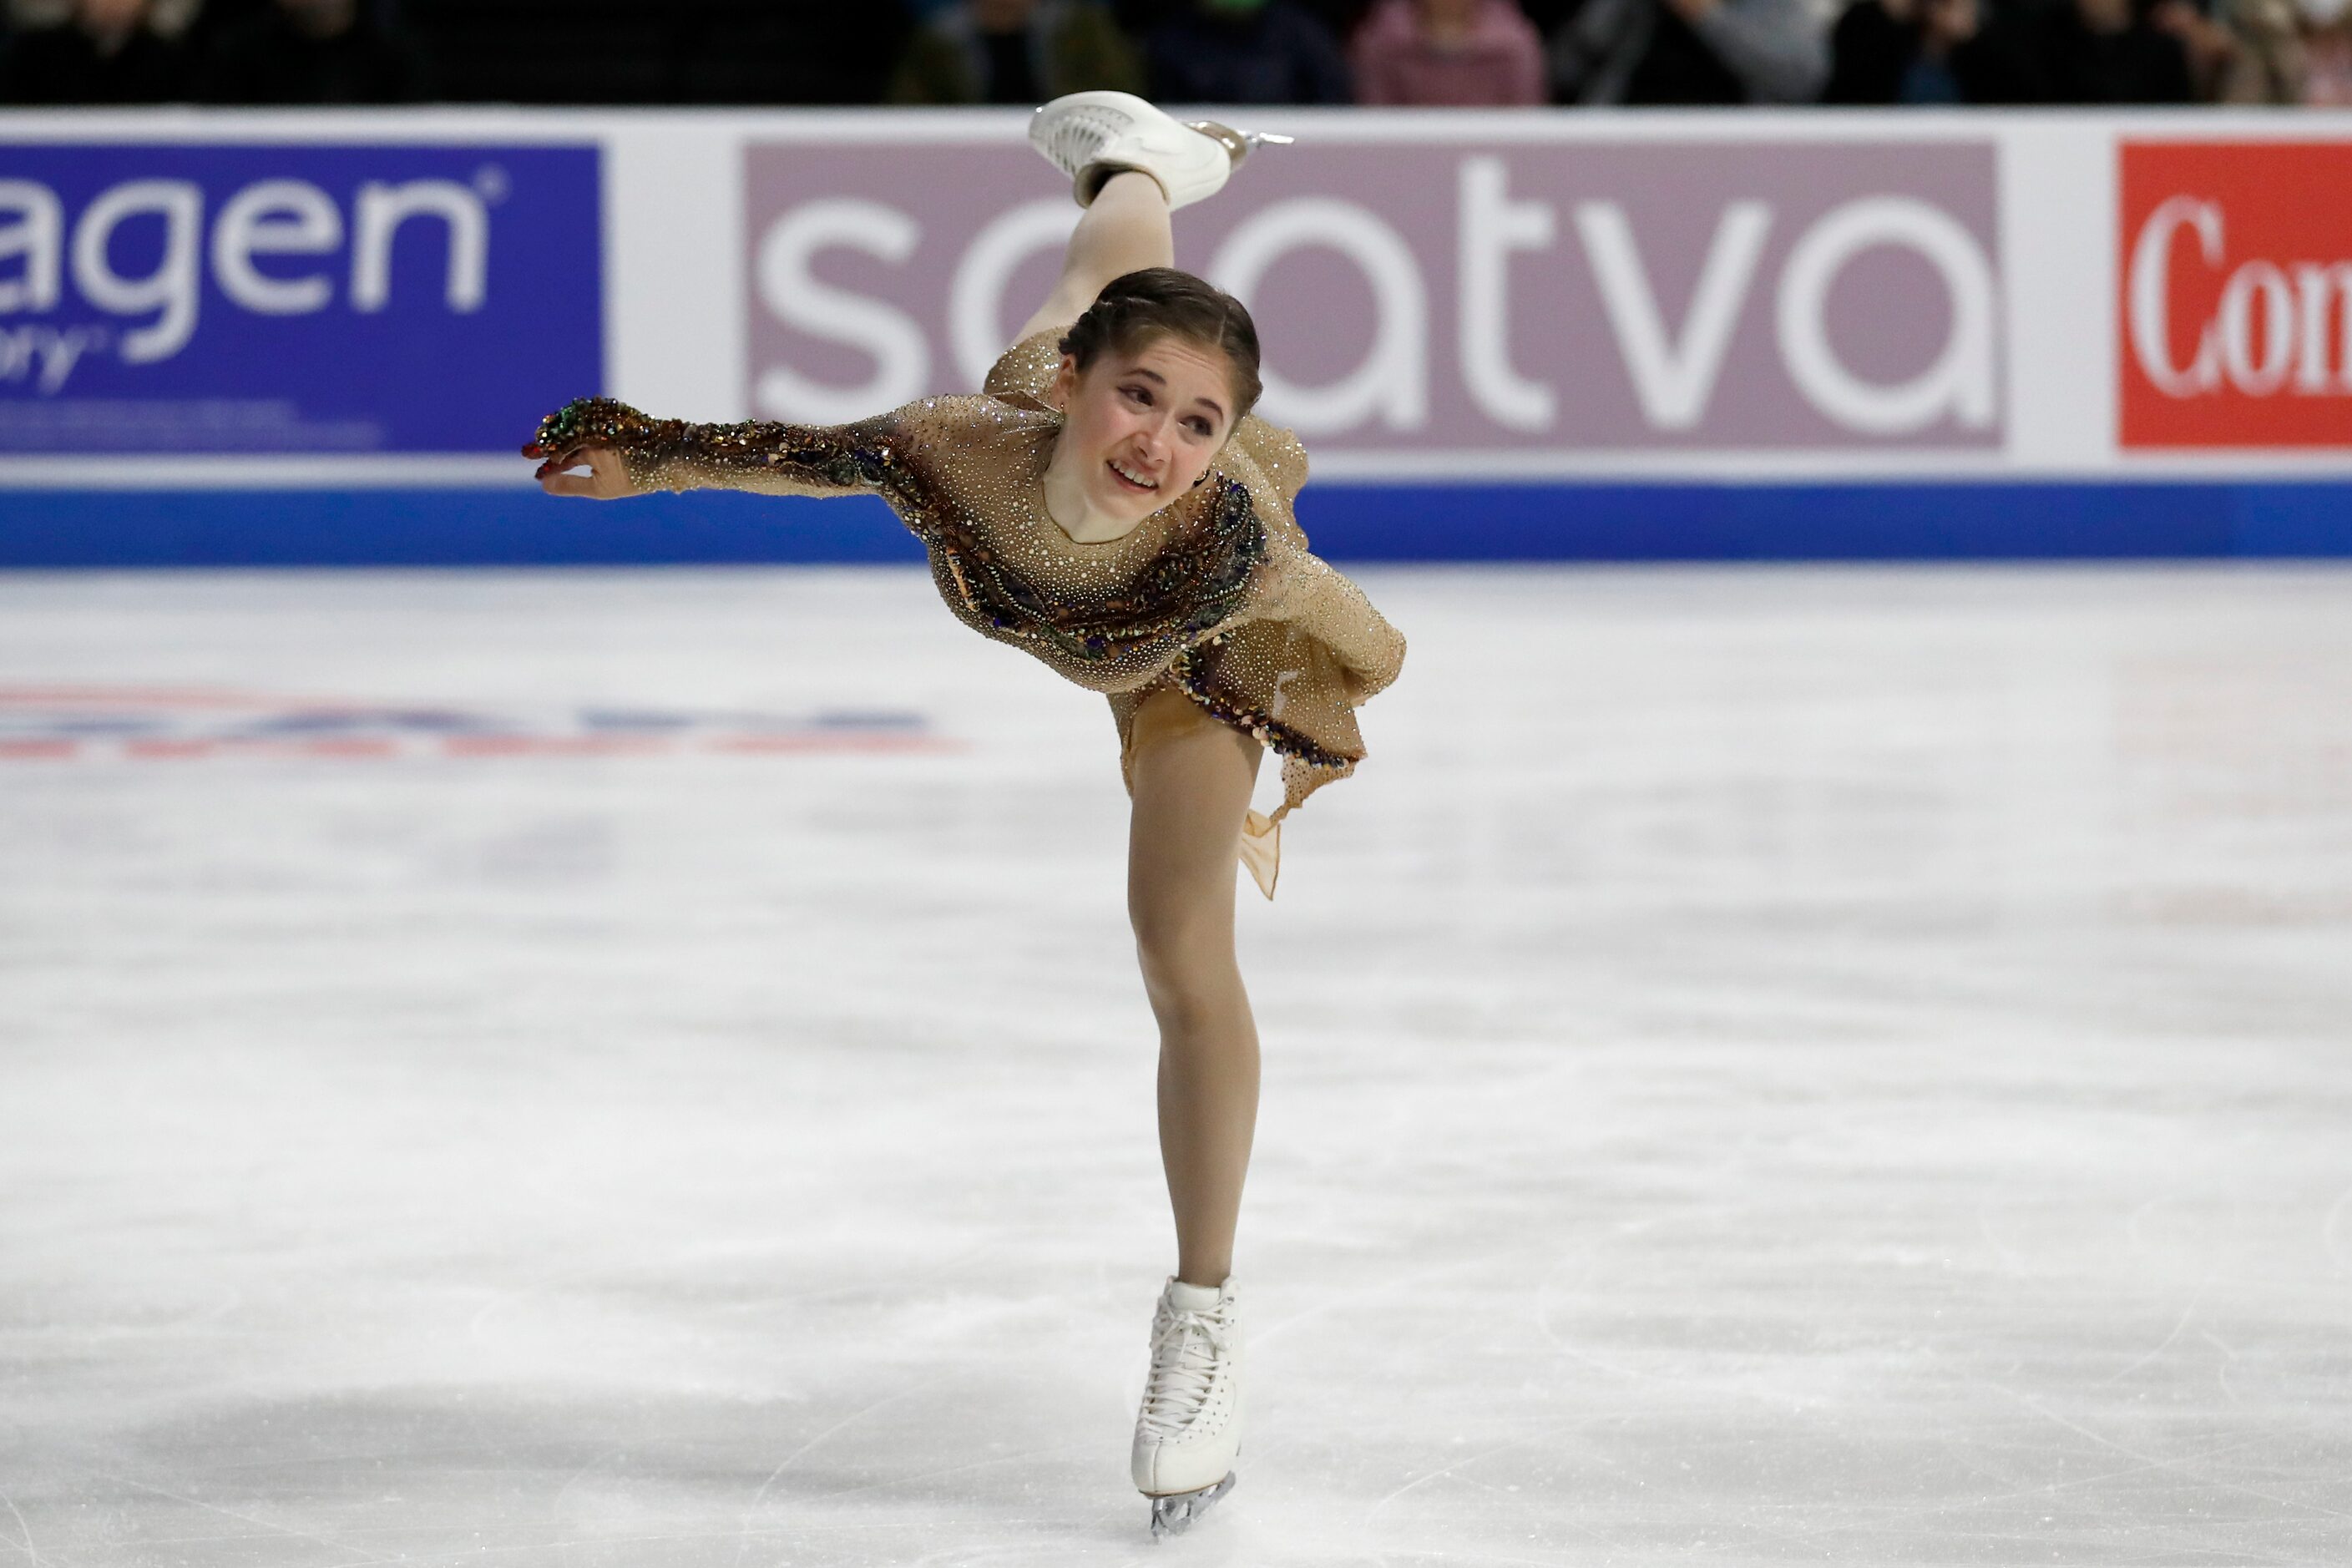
[2120,142,2352,449]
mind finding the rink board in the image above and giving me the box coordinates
[3,109,2350,561]
[3,479,2350,565]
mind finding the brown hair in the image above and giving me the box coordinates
[1057,267,1264,425]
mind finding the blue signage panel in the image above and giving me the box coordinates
[0,142,600,453]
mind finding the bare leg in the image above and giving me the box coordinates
[1014,170,1175,346]
[1126,686,1264,1289]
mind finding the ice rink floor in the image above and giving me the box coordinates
[3,564,2349,1568]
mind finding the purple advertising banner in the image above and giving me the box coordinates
[0,142,601,453]
[744,137,2001,459]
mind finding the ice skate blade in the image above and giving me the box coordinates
[1146,1472,1236,1540]
[1181,122,1294,169]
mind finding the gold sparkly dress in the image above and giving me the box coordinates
[528,331,1405,898]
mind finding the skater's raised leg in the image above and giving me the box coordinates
[1015,170,1176,346]
[1019,89,1291,347]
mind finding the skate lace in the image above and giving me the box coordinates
[1137,1302,1234,1441]
[1041,105,1130,173]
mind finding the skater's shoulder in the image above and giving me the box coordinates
[856,393,1060,498]
[1218,413,1308,508]
[878,392,1059,452]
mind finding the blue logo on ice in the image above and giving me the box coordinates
[0,143,601,453]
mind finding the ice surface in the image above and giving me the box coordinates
[1,564,2347,1567]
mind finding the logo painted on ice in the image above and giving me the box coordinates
[0,687,958,763]
[742,138,2003,454]
[0,144,601,453]
[2121,141,2352,449]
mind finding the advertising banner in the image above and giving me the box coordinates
[744,137,2003,464]
[2119,139,2352,451]
[0,141,602,453]
[3,111,2349,563]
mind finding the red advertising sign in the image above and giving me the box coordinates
[2121,141,2352,450]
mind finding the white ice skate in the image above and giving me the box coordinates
[1029,90,1292,211]
[1132,1274,1244,1540]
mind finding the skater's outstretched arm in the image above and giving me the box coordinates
[524,397,912,503]
[1014,171,1176,350]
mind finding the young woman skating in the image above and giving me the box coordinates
[524,92,1405,1539]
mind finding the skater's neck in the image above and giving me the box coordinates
[1040,434,1146,544]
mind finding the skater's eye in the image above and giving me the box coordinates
[1122,384,1152,407]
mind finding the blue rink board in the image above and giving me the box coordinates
[3,480,2349,565]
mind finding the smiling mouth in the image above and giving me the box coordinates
[1107,458,1159,493]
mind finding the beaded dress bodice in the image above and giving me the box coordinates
[529,332,1405,893]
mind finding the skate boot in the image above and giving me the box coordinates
[1131,1274,1243,1539]
[1029,90,1292,210]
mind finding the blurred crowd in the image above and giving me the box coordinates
[3,0,2346,109]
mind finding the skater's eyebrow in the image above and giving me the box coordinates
[1125,367,1227,422]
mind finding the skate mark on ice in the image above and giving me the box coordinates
[690,1239,997,1323]
[0,1490,40,1568]
[1749,1434,2267,1550]
[2095,1279,2210,1387]
[1973,1204,2028,1275]
[2201,1329,2246,1409]
[1978,1383,2352,1524]
[1361,1424,1619,1555]
[2323,1183,2352,1278]
[547,1442,638,1526]
[35,1282,245,1346]
[730,1373,961,1560]
[743,1439,1090,1513]
[471,1237,998,1342]
[90,1472,394,1565]
[1247,1252,1507,1351]
[1530,1218,1793,1398]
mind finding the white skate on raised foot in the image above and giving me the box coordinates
[1029,90,1292,211]
[1132,1275,1244,1540]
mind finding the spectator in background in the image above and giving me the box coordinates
[1549,0,1829,102]
[0,0,196,102]
[1962,0,2196,100]
[195,0,427,103]
[2303,0,2352,99]
[1823,0,1998,100]
[2186,0,2306,99]
[2147,0,2245,95]
[1350,0,1547,103]
[888,0,1144,104]
[1146,0,1352,102]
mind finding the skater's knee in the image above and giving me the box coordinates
[1132,926,1238,1034]
[1128,884,1224,971]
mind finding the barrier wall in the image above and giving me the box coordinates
[3,109,2349,564]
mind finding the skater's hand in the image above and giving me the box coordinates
[533,444,632,499]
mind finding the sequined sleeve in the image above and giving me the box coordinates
[1252,532,1406,705]
[525,397,903,499]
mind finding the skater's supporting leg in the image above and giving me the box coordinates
[1014,171,1175,347]
[1125,685,1263,1291]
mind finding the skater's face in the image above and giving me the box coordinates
[1049,334,1237,525]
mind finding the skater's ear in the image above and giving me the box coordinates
[1046,354,1080,412]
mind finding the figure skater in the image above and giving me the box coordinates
[524,92,1405,1540]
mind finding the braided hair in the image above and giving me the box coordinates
[1057,268,1264,424]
